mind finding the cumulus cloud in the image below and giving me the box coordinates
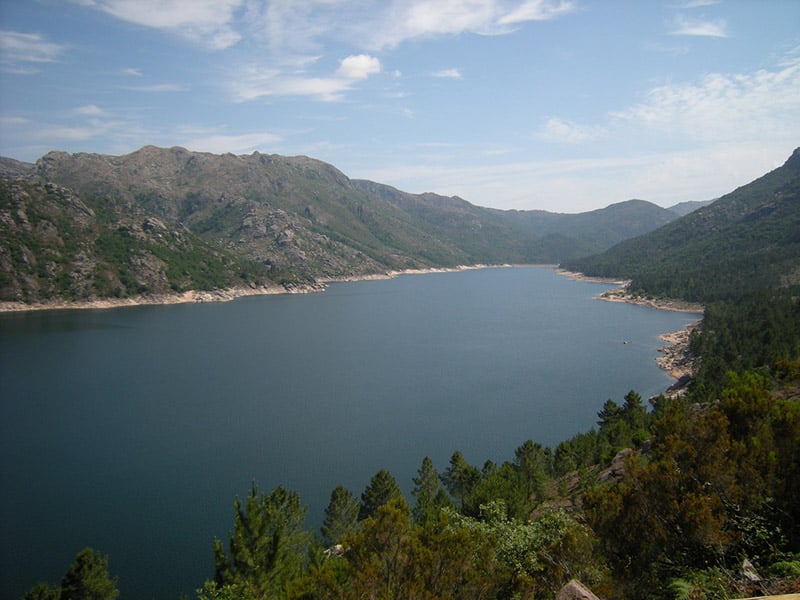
[669,15,728,37]
[0,30,66,71]
[77,0,244,49]
[336,54,381,80]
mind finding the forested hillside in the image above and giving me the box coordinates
[561,148,800,302]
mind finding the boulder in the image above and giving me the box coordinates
[556,579,601,600]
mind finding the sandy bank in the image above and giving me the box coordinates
[555,269,704,314]
[0,264,522,313]
[554,268,629,286]
[0,283,320,314]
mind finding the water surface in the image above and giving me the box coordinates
[0,266,696,599]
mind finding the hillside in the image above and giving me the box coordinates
[562,148,800,302]
[490,199,678,262]
[1,145,685,306]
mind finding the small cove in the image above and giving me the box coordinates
[0,266,696,599]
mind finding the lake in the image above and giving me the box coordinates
[0,266,696,599]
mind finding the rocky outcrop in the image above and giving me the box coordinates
[556,579,601,600]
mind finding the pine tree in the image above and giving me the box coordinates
[360,469,402,521]
[60,548,119,600]
[320,485,360,546]
[412,456,449,525]
[441,451,480,510]
[213,484,310,597]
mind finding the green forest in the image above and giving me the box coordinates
[25,292,800,599]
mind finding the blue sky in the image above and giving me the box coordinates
[1,1,798,212]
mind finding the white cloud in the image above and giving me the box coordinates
[123,67,143,77]
[78,0,244,49]
[669,15,728,38]
[611,50,800,145]
[498,0,576,25]
[432,68,463,79]
[180,132,283,155]
[364,0,577,50]
[536,117,604,143]
[232,66,353,102]
[233,54,382,102]
[336,54,381,80]
[74,104,106,116]
[0,30,66,71]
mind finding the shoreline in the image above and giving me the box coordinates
[554,268,704,314]
[656,320,701,388]
[556,268,704,387]
[0,263,525,314]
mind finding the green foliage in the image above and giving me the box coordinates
[23,547,118,600]
[411,456,450,525]
[22,583,61,600]
[359,469,402,521]
[320,485,360,547]
[447,502,606,596]
[585,368,800,598]
[691,292,800,398]
[440,451,481,511]
[212,484,311,599]
[562,148,800,303]
[60,548,119,600]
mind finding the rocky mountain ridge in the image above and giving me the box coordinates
[1,146,696,306]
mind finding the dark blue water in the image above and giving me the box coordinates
[0,266,695,599]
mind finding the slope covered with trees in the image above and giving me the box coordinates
[561,148,800,302]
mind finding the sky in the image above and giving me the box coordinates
[0,1,798,213]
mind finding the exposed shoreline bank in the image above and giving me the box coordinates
[554,268,704,314]
[555,268,704,387]
[0,263,525,314]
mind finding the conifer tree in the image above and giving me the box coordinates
[60,548,119,600]
[360,469,402,521]
[320,485,360,546]
[213,484,310,597]
[441,451,480,510]
[411,456,449,524]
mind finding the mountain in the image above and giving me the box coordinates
[0,156,34,179]
[1,146,682,305]
[351,181,678,264]
[561,148,800,302]
[667,199,714,216]
[489,199,678,262]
